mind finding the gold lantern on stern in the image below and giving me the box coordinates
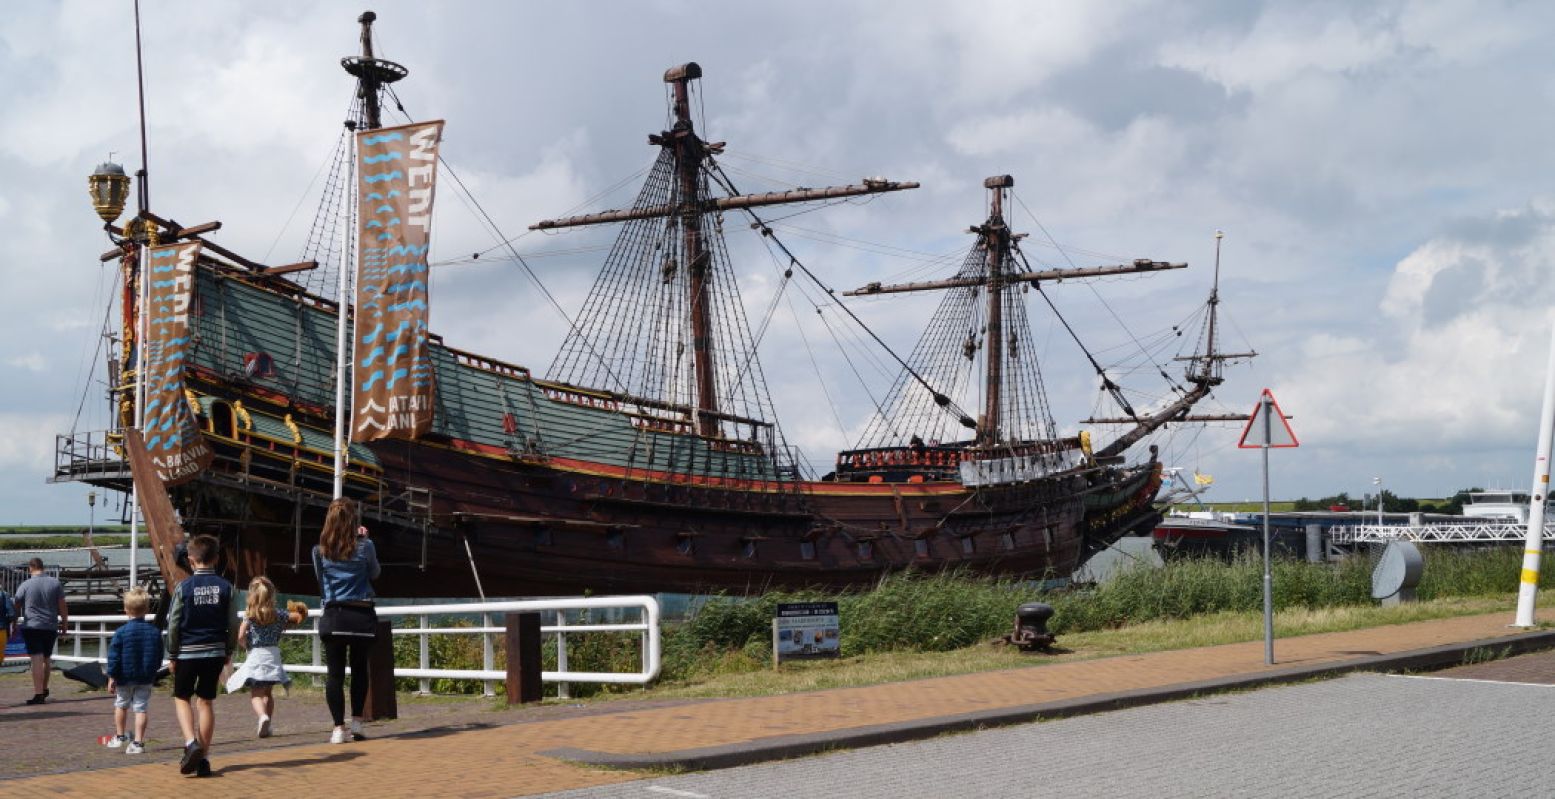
[88,161,131,225]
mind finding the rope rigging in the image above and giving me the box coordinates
[705,160,979,437]
[1011,245,1137,421]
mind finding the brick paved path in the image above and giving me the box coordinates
[1,611,1543,797]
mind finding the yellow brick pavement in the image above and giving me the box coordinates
[6,611,1538,798]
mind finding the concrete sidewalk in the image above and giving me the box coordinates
[6,611,1551,797]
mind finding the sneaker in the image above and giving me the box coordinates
[195,759,212,778]
[24,694,44,706]
[125,741,145,755]
[329,726,347,745]
[179,740,205,775]
[350,719,366,741]
[106,734,127,749]
[257,715,272,738]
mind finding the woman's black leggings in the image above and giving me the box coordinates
[323,635,374,726]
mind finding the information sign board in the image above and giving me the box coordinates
[773,601,840,663]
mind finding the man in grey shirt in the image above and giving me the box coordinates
[14,558,67,705]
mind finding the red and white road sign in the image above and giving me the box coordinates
[1237,388,1299,449]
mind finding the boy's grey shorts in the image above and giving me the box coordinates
[114,684,152,713]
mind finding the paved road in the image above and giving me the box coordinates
[542,672,1555,799]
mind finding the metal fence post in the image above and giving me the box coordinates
[418,614,430,695]
[98,622,107,662]
[481,612,495,698]
[555,608,569,700]
[72,623,81,660]
[311,614,322,687]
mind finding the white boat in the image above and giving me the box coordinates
[1460,491,1545,525]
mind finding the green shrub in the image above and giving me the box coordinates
[282,547,1549,696]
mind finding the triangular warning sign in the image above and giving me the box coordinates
[1238,388,1299,449]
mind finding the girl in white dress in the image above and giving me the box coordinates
[226,576,307,737]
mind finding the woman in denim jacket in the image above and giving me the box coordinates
[312,498,381,744]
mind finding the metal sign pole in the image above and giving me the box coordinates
[1261,393,1274,664]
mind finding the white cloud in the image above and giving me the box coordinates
[0,412,67,472]
[5,353,46,372]
[1281,199,1555,458]
[1161,9,1401,93]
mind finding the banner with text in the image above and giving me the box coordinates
[352,120,445,441]
[142,240,213,485]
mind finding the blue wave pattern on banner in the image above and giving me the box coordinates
[138,242,212,483]
[352,121,444,440]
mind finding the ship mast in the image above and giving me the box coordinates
[534,63,918,442]
[341,11,408,133]
[980,176,1011,444]
[1084,230,1258,458]
[668,65,719,437]
[845,176,1185,450]
[332,11,409,498]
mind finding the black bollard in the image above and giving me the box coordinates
[1008,602,1056,652]
[363,620,397,721]
[505,612,543,704]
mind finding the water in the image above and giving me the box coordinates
[1073,536,1163,584]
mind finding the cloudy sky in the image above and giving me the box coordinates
[4,0,1555,524]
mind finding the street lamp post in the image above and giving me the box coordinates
[88,160,142,589]
[1374,476,1383,526]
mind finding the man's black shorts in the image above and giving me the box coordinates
[172,657,225,700]
[21,628,57,657]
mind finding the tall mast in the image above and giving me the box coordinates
[341,11,408,133]
[1191,229,1224,384]
[358,12,383,129]
[843,176,1186,450]
[980,175,1013,445]
[333,11,409,496]
[1087,230,1257,458]
[534,63,918,442]
[666,64,719,437]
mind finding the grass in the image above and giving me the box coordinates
[1192,501,1298,513]
[635,595,1526,700]
[0,535,130,551]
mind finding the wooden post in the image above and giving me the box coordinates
[362,620,397,721]
[504,612,542,705]
[121,429,191,590]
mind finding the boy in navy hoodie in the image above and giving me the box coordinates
[105,587,163,754]
[166,535,237,777]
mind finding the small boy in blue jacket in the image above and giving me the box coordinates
[106,587,163,754]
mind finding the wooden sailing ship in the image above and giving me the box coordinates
[54,13,1246,597]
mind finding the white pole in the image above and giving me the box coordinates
[1261,393,1274,664]
[1513,322,1555,626]
[129,227,149,588]
[331,136,356,500]
[1374,476,1383,527]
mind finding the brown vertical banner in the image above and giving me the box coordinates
[141,240,213,484]
[352,120,445,441]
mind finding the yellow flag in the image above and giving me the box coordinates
[1193,472,1214,486]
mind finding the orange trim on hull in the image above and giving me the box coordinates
[429,435,969,496]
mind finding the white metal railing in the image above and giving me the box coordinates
[8,596,660,693]
[1332,523,1555,544]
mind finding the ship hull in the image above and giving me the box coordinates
[144,430,1162,597]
